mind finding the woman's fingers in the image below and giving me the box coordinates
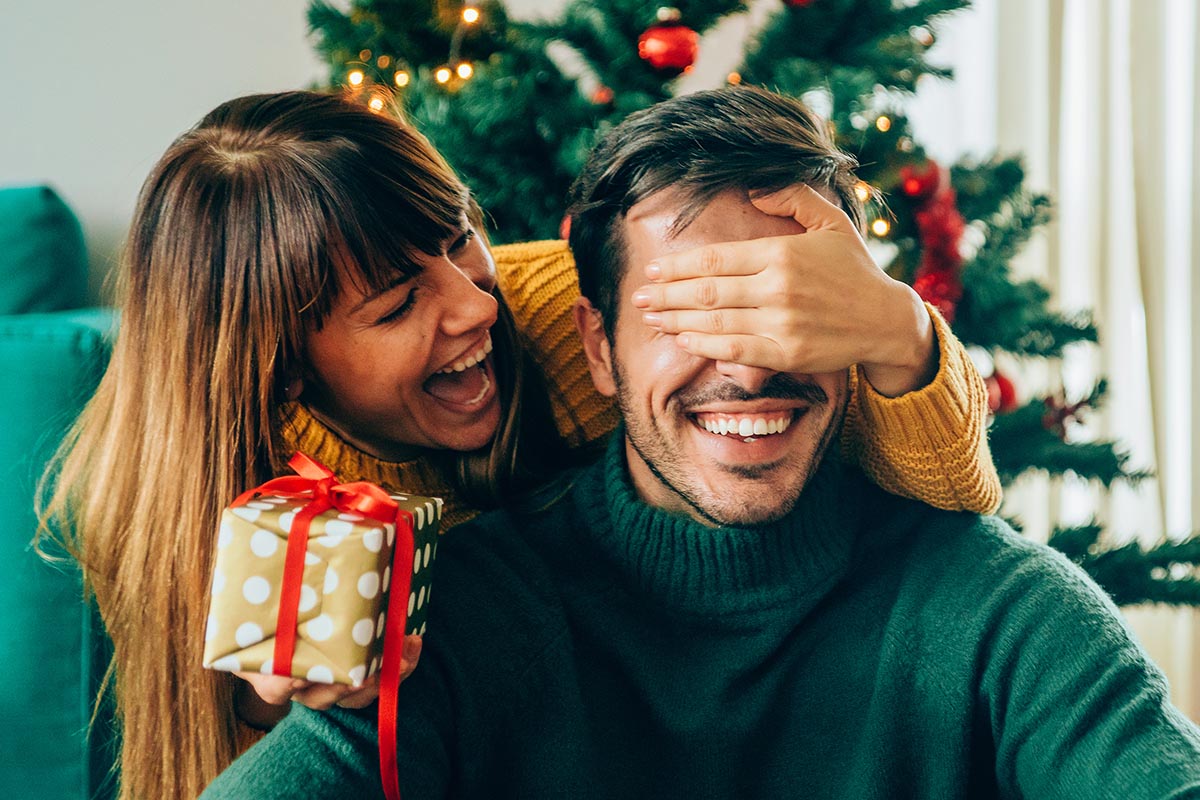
[749,184,857,234]
[673,332,785,370]
[633,273,769,312]
[234,671,313,705]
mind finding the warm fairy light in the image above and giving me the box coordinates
[854,181,871,203]
[377,55,391,68]
[359,49,372,61]
[368,95,385,112]
[435,67,452,84]
[456,62,474,79]
[727,72,742,85]
[394,70,410,87]
[462,7,480,23]
[875,115,892,132]
[348,69,365,86]
[871,218,891,237]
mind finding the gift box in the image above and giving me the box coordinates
[203,453,442,687]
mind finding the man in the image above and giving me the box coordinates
[204,87,1200,798]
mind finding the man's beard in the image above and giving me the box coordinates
[612,363,846,527]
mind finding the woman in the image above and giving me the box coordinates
[41,91,998,799]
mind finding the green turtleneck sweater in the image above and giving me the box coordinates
[204,434,1200,799]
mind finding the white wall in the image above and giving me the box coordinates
[0,0,326,302]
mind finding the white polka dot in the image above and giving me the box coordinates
[425,585,432,605]
[338,512,365,522]
[386,523,395,547]
[433,542,439,560]
[323,567,339,594]
[259,658,274,675]
[279,511,295,533]
[205,615,218,642]
[419,621,427,636]
[211,655,241,671]
[382,566,391,592]
[249,529,278,558]
[434,498,444,514]
[413,551,422,574]
[415,506,425,529]
[235,622,264,648]
[306,665,334,684]
[305,552,320,566]
[307,614,334,641]
[362,528,383,553]
[357,572,380,599]
[391,494,408,501]
[246,500,274,510]
[263,497,288,505]
[232,506,261,522]
[325,518,355,537]
[425,502,436,525]
[417,585,426,610]
[369,656,380,675]
[348,665,367,686]
[423,543,432,568]
[299,584,318,613]
[376,612,386,638]
[243,576,271,605]
[352,618,375,646]
[316,533,345,548]
[218,520,234,549]
[408,593,416,616]
[211,568,226,594]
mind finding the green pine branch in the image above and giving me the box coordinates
[1050,525,1200,606]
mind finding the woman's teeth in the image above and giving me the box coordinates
[438,335,493,374]
[698,415,792,437]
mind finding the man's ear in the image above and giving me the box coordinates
[572,297,617,398]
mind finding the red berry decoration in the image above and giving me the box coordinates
[912,269,963,324]
[638,8,699,76]
[985,369,1018,415]
[900,159,941,201]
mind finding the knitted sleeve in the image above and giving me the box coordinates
[492,240,1000,514]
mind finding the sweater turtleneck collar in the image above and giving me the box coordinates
[572,427,863,617]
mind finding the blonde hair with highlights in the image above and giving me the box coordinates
[39,91,551,798]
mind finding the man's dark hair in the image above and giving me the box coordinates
[566,86,864,337]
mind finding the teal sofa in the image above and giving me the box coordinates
[0,186,118,799]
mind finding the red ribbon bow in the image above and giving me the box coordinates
[234,452,414,800]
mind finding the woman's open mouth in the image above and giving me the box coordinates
[422,334,495,410]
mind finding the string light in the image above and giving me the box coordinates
[727,72,742,85]
[377,55,391,68]
[456,62,474,79]
[875,115,892,132]
[394,70,410,88]
[435,67,452,84]
[871,218,891,237]
[462,7,480,24]
[359,49,372,61]
[367,95,385,112]
[347,69,365,87]
[854,181,872,203]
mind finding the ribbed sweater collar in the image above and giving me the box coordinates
[572,428,861,617]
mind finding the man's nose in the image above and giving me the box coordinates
[713,361,778,395]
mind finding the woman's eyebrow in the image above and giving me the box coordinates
[350,275,411,315]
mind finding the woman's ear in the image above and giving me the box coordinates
[284,376,305,401]
[572,297,616,398]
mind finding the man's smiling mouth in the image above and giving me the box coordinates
[690,411,795,437]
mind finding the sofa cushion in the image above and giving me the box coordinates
[0,186,89,314]
[0,309,117,800]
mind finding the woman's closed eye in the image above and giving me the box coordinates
[448,228,475,254]
[375,286,418,325]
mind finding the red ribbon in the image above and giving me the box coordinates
[233,452,412,800]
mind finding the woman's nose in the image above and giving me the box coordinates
[439,261,499,336]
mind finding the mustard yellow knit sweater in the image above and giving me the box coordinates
[278,241,1000,526]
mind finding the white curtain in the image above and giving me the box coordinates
[912,0,1200,717]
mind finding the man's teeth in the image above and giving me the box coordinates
[699,415,792,437]
[438,335,493,374]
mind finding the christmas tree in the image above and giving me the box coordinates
[309,0,1200,606]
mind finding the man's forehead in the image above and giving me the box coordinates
[623,187,812,262]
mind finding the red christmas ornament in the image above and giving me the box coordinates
[591,85,615,105]
[785,0,816,6]
[985,370,1018,415]
[638,9,699,76]
[558,214,571,240]
[912,269,963,323]
[900,159,941,201]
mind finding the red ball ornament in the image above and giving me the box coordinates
[985,370,1018,415]
[912,269,963,324]
[900,159,941,201]
[591,85,615,105]
[785,0,816,6]
[638,9,699,76]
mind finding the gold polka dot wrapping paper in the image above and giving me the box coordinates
[202,454,443,687]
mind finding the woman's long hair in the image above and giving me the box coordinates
[38,91,560,798]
